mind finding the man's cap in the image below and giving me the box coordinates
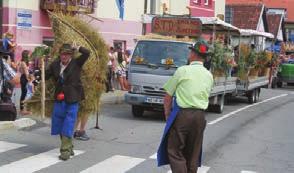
[59,44,75,54]
[189,39,209,56]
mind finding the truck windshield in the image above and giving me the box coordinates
[131,40,191,67]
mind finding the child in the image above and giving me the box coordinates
[25,73,35,100]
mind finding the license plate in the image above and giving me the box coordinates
[145,97,164,104]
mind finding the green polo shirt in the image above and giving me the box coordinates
[163,61,214,109]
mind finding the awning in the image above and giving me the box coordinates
[194,17,240,35]
[239,29,274,39]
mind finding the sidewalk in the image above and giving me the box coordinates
[0,90,127,131]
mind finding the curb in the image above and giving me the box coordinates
[0,118,36,131]
[0,91,126,131]
[100,91,127,105]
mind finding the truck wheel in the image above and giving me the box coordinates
[254,89,260,103]
[132,105,144,117]
[213,94,225,113]
[248,90,256,104]
[277,81,283,88]
[271,77,277,88]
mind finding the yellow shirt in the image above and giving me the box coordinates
[163,61,214,109]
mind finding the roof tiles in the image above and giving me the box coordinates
[226,4,264,30]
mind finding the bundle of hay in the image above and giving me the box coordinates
[27,12,108,118]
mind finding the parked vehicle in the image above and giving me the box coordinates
[276,51,294,87]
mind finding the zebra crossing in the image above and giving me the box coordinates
[0,140,258,173]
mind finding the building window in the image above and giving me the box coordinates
[225,7,233,24]
[204,0,209,5]
[150,0,156,14]
[192,0,200,4]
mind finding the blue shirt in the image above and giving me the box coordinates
[2,38,10,51]
[0,59,16,94]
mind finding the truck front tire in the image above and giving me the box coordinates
[132,105,144,117]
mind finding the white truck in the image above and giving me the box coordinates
[125,16,241,117]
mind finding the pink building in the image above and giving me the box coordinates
[0,0,217,59]
[0,0,143,59]
[1,1,53,60]
[144,0,215,34]
[189,0,215,17]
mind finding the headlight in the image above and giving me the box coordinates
[131,85,142,93]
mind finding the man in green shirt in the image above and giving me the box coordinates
[163,39,213,173]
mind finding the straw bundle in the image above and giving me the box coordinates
[27,12,108,118]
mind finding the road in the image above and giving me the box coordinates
[0,88,293,173]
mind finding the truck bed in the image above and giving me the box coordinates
[237,76,269,91]
[210,77,237,97]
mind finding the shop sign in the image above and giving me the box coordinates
[17,9,32,29]
[151,16,202,36]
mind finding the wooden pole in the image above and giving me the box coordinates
[41,56,45,120]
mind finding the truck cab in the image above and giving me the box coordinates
[125,39,191,117]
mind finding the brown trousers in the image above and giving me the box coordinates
[167,108,206,173]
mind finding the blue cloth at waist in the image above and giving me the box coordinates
[157,99,202,167]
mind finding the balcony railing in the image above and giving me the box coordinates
[41,0,97,14]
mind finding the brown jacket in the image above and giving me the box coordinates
[46,47,90,103]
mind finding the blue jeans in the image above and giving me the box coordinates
[51,101,79,137]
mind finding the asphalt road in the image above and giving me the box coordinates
[0,87,293,173]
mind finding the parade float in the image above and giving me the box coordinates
[125,16,239,115]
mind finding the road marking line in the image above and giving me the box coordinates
[167,166,210,173]
[80,155,145,173]
[198,166,210,173]
[149,153,157,159]
[241,171,257,173]
[0,141,26,154]
[0,148,84,173]
[208,94,288,125]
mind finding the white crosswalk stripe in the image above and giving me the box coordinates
[80,155,145,173]
[0,141,26,154]
[149,152,157,159]
[198,166,210,173]
[0,141,259,173]
[0,148,84,173]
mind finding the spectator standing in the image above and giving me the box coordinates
[109,47,119,90]
[106,46,114,92]
[116,50,128,90]
[124,50,131,80]
[19,50,31,115]
[2,32,16,61]
[25,73,35,100]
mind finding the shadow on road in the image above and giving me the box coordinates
[100,103,165,122]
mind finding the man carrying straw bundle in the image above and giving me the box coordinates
[45,43,90,161]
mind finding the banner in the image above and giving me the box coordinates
[151,17,202,37]
[116,0,125,20]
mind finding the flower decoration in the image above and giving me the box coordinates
[199,44,207,54]
[165,57,174,65]
[134,56,145,64]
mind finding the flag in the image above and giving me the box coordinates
[115,0,125,20]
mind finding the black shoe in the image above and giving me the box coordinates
[73,131,80,138]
